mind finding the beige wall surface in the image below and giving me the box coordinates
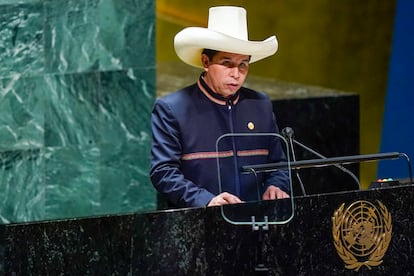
[156,0,396,188]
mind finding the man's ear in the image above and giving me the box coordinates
[201,54,210,69]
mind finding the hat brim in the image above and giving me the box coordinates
[174,27,278,68]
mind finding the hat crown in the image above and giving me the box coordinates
[207,6,248,41]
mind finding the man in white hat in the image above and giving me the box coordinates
[150,6,290,208]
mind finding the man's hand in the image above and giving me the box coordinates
[207,192,243,207]
[262,185,290,200]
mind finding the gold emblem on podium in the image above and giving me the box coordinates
[332,200,392,271]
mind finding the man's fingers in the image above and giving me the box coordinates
[221,192,243,204]
[208,192,243,206]
[262,186,290,200]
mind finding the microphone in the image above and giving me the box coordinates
[281,127,307,195]
[281,127,361,190]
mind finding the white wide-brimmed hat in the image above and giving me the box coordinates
[174,6,278,68]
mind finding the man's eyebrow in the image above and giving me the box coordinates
[219,56,250,63]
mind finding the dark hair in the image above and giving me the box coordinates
[201,49,219,60]
[201,49,252,62]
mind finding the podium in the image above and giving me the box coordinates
[1,184,414,275]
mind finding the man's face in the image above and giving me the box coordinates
[201,51,250,98]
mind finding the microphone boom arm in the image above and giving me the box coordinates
[242,152,412,184]
[292,138,361,189]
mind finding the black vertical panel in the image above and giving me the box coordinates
[272,94,360,195]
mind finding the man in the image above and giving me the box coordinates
[150,6,290,208]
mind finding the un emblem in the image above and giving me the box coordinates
[332,200,392,271]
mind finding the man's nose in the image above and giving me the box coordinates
[229,66,240,78]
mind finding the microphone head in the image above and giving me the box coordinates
[282,127,294,139]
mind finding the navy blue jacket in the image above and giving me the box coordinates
[150,77,289,208]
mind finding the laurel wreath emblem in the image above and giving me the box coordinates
[332,200,392,271]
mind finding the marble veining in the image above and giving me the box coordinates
[0,0,156,223]
[0,3,44,78]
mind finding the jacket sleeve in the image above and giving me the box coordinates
[150,99,216,207]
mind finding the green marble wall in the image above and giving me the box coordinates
[0,0,156,223]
